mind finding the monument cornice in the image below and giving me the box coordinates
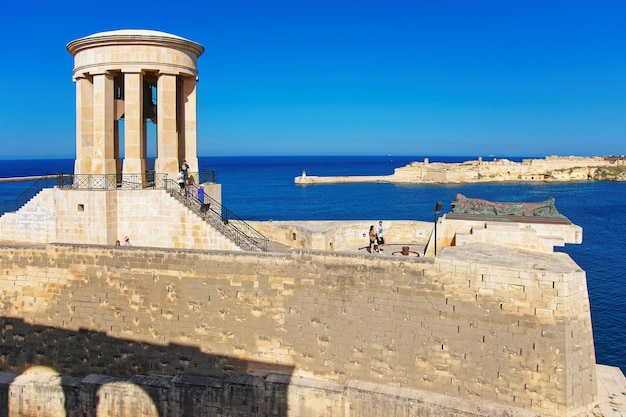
[71,62,199,78]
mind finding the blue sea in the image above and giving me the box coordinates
[0,155,624,373]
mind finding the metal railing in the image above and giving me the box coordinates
[58,173,169,190]
[186,170,218,185]
[166,180,268,252]
[53,169,217,191]
[0,174,62,216]
[1,169,217,212]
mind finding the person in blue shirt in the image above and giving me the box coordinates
[198,185,206,212]
[181,160,190,182]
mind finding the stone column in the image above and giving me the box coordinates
[122,71,147,187]
[91,72,117,179]
[154,73,179,181]
[182,76,199,178]
[74,75,93,177]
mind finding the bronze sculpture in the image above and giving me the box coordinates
[451,194,561,217]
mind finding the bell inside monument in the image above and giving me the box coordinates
[143,80,157,123]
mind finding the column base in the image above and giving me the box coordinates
[155,157,180,183]
[122,158,148,188]
[74,159,92,176]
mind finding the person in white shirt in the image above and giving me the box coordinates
[377,221,385,250]
[177,170,185,191]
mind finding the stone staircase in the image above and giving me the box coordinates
[167,184,268,252]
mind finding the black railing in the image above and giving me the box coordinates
[166,180,268,252]
[187,170,218,185]
[0,169,218,214]
[60,173,169,190]
[0,174,61,216]
[54,169,217,191]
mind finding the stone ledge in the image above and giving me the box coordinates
[2,366,621,416]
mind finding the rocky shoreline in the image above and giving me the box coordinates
[295,155,626,185]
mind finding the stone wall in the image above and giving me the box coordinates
[0,243,597,416]
[248,220,432,250]
[423,216,583,257]
[0,368,540,417]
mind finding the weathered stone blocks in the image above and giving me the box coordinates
[0,242,597,416]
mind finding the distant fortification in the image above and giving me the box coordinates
[295,155,626,184]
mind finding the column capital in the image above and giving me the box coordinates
[73,69,118,82]
[156,70,179,77]
[121,68,147,74]
[72,73,92,82]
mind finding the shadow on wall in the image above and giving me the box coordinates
[0,317,293,417]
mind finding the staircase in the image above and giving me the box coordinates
[0,174,269,253]
[167,183,268,252]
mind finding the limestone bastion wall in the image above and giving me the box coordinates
[0,243,596,417]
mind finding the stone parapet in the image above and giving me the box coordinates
[248,220,432,250]
[424,215,582,257]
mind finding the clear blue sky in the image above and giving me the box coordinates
[1,0,624,158]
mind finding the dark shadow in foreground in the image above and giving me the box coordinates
[0,317,293,417]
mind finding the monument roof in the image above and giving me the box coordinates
[67,29,204,57]
[83,29,187,40]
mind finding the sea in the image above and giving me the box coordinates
[0,155,624,373]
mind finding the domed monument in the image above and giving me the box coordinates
[67,29,204,185]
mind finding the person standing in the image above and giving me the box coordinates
[181,160,190,182]
[377,221,385,251]
[369,225,379,253]
[177,170,185,191]
[123,236,131,246]
[198,185,206,212]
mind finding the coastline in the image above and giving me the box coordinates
[295,155,626,185]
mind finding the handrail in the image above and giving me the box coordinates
[165,180,268,252]
[58,173,170,190]
[52,170,217,190]
[1,169,216,212]
[0,173,62,216]
[186,170,218,185]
